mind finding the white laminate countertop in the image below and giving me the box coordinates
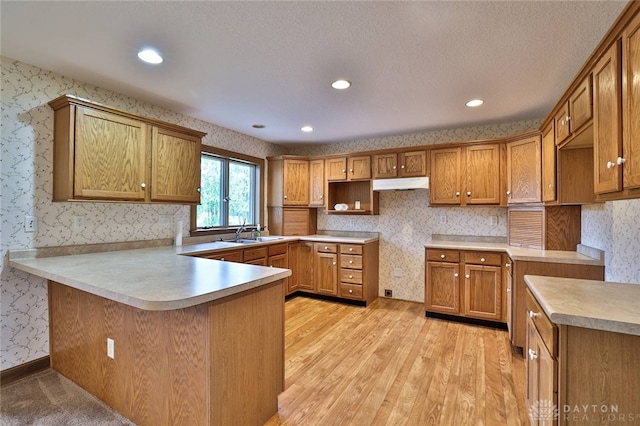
[424,240,604,266]
[525,275,640,336]
[9,245,291,311]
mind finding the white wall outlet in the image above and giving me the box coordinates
[392,268,404,278]
[107,338,115,359]
[72,215,85,232]
[439,214,447,224]
[24,215,37,233]
[490,215,499,226]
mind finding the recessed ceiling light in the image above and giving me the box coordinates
[252,124,265,129]
[301,126,313,133]
[331,79,351,90]
[465,99,484,107]
[137,48,163,64]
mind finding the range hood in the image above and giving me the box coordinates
[372,176,429,191]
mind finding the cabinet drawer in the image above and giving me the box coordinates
[268,243,288,256]
[464,252,502,266]
[316,243,338,253]
[340,244,363,255]
[245,258,268,266]
[426,249,460,263]
[341,269,363,284]
[341,255,363,269]
[526,289,557,357]
[205,250,243,263]
[244,247,268,262]
[339,283,363,300]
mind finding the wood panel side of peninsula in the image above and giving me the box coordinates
[48,279,284,426]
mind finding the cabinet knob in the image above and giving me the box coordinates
[560,119,565,126]
[349,260,353,264]
[617,157,626,165]
[332,261,336,265]
[401,165,405,169]
[220,258,225,261]
[465,274,470,279]
[506,190,511,196]
[467,191,471,196]
[320,195,323,199]
[548,184,553,188]
[480,257,485,262]
[455,191,460,197]
[284,195,288,199]
[566,115,571,122]
[528,348,538,360]
[350,168,354,173]
[392,166,397,170]
[349,275,353,279]
[196,187,201,193]
[342,169,346,173]
[349,289,353,294]
[607,161,615,169]
[440,254,446,259]
[454,273,459,278]
[141,183,146,188]
[506,288,511,292]
[528,310,538,319]
[349,248,353,252]
[324,246,328,250]
[505,263,511,268]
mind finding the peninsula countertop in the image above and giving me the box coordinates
[424,240,604,266]
[9,244,291,311]
[525,275,640,336]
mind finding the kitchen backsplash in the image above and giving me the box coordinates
[0,57,285,370]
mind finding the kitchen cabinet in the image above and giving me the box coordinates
[372,150,427,179]
[430,144,502,206]
[48,95,205,204]
[505,258,514,342]
[267,207,317,236]
[525,313,556,426]
[554,75,592,146]
[326,156,371,181]
[339,244,364,300]
[425,249,504,322]
[297,241,315,292]
[326,180,379,215]
[243,246,268,266]
[309,159,325,207]
[506,134,542,204]
[541,123,557,203]
[508,206,581,251]
[199,250,244,263]
[594,12,640,199]
[315,243,338,296]
[267,157,309,206]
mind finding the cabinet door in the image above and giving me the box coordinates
[298,242,315,291]
[568,75,593,135]
[399,150,427,177]
[425,261,460,314]
[593,41,623,194]
[465,144,500,205]
[541,123,557,202]
[430,148,462,205]
[151,127,201,203]
[287,243,300,294]
[326,158,347,181]
[315,252,338,296]
[554,104,571,146]
[507,136,542,203]
[372,153,398,178]
[283,159,309,205]
[75,106,147,201]
[464,264,502,321]
[309,159,325,206]
[526,318,557,426]
[348,156,371,180]
[623,13,640,189]
[506,260,513,341]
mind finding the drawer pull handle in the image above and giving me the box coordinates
[220,258,225,261]
[349,260,353,264]
[349,275,353,279]
[465,274,470,279]
[506,288,511,292]
[440,254,446,259]
[528,310,538,319]
[349,289,353,294]
[333,261,336,265]
[528,348,538,360]
[480,257,485,262]
[324,246,328,250]
[454,273,459,278]
[349,248,353,252]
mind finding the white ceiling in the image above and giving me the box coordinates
[0,1,628,146]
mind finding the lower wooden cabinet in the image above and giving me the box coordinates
[315,244,338,296]
[425,249,505,323]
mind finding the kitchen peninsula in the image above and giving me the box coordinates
[9,243,291,426]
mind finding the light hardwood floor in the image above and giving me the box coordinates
[266,296,529,426]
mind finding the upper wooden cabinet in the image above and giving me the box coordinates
[430,144,501,206]
[554,75,593,146]
[309,159,325,207]
[622,12,640,191]
[326,156,371,181]
[372,150,427,178]
[506,135,542,204]
[49,95,205,204]
[267,157,309,206]
[541,123,557,203]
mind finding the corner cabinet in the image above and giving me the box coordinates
[48,95,205,204]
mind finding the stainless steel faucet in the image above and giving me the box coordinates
[234,218,246,241]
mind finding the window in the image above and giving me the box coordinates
[192,146,263,233]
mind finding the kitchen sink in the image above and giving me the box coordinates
[234,236,284,244]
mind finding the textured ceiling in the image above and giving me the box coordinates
[0,1,628,146]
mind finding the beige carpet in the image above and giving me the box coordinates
[1,369,136,425]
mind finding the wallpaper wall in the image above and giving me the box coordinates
[0,57,285,370]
